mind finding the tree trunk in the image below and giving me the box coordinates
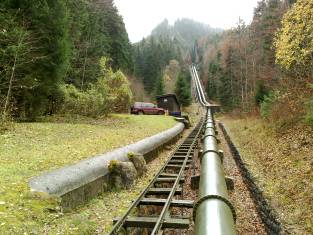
[245,47,249,108]
[3,31,24,120]
[240,59,244,110]
[252,58,256,94]
[230,51,234,106]
[81,43,89,90]
[3,55,17,120]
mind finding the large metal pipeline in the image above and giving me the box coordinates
[191,66,210,106]
[191,65,236,235]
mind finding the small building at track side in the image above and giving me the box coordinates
[156,94,181,117]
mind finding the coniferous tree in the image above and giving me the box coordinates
[154,76,165,96]
[0,0,71,119]
[0,0,134,119]
[175,72,191,107]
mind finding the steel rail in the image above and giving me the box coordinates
[151,120,204,234]
[191,66,208,107]
[191,66,209,107]
[109,141,185,234]
[190,66,205,106]
[109,120,204,234]
[109,136,185,234]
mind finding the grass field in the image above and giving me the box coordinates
[221,116,313,234]
[0,114,177,234]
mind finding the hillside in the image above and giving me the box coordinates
[221,116,313,233]
[131,18,222,101]
[0,0,133,121]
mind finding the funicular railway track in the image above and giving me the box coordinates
[109,120,204,234]
[108,65,236,235]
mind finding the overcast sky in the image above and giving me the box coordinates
[115,0,260,43]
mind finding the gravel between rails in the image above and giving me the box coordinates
[217,120,267,235]
[163,115,267,235]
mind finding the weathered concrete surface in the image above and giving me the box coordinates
[29,122,184,204]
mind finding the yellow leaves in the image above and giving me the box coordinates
[274,0,313,73]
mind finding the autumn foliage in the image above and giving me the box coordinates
[196,0,313,128]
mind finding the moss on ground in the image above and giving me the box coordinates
[0,114,176,234]
[221,116,313,234]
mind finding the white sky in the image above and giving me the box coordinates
[115,0,260,43]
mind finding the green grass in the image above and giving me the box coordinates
[0,114,177,234]
[221,116,313,234]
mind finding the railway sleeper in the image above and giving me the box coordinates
[139,198,194,208]
[165,164,190,170]
[113,217,190,229]
[168,159,192,164]
[171,154,193,158]
[146,188,182,195]
[155,178,185,183]
[177,146,195,150]
[158,173,183,178]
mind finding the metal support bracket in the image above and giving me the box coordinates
[225,176,235,191]
[190,174,200,190]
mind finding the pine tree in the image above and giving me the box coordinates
[0,0,71,119]
[175,73,191,107]
[154,76,165,96]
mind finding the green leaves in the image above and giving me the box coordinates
[1,0,134,119]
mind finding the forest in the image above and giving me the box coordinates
[1,0,313,131]
[195,0,312,129]
[1,0,202,125]
[1,0,313,233]
[0,0,133,121]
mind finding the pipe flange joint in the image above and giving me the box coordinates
[201,149,224,163]
[204,126,215,130]
[204,120,215,126]
[202,134,220,143]
[204,126,218,135]
[193,194,236,222]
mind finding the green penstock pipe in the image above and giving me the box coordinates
[194,108,236,235]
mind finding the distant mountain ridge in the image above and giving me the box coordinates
[150,18,223,49]
[131,18,223,100]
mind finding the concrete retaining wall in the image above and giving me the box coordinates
[29,122,184,208]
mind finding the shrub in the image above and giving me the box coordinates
[59,56,132,117]
[305,85,313,127]
[260,92,276,119]
[255,81,270,106]
[60,84,106,117]
[0,115,14,133]
[261,90,305,130]
[103,70,133,113]
[98,57,133,113]
[305,101,313,127]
